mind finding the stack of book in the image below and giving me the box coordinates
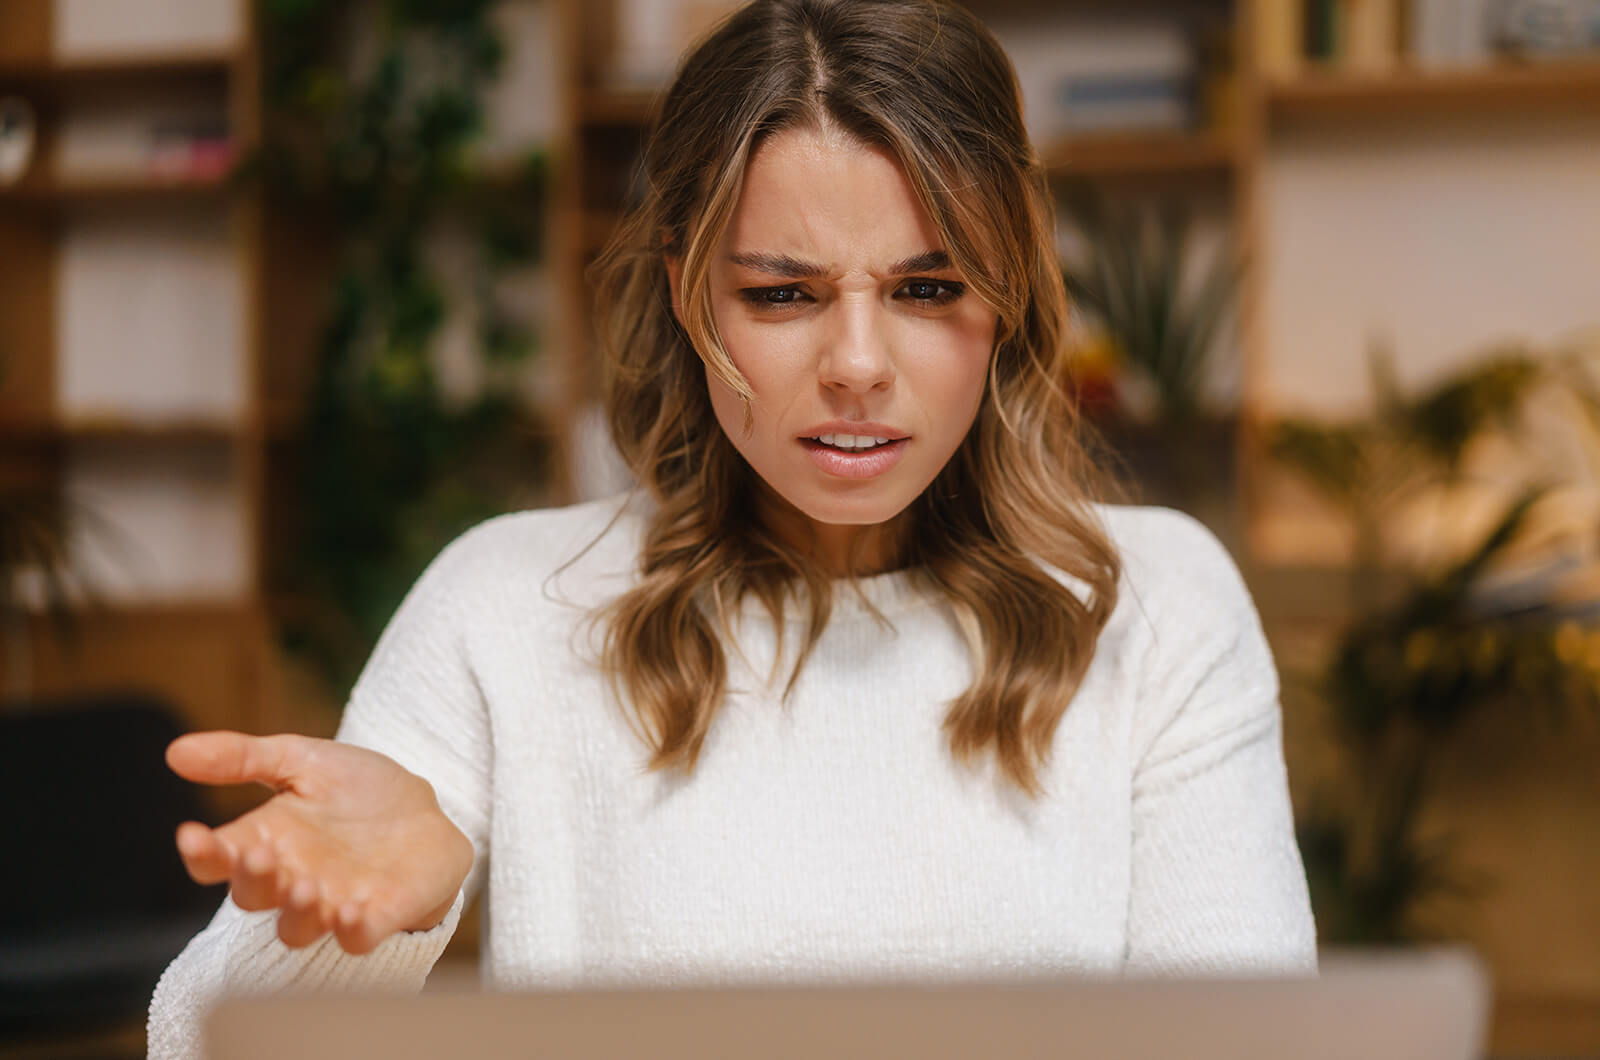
[1257,0,1600,78]
[147,118,232,183]
[991,17,1202,142]
[1488,0,1600,61]
[55,94,232,184]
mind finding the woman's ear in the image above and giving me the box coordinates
[665,254,685,329]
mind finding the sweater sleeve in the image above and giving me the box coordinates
[147,520,499,1060]
[1120,510,1318,978]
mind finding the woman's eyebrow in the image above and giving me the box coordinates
[888,250,951,274]
[727,249,953,277]
[727,252,825,278]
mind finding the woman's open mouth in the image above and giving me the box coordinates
[799,435,908,479]
[808,432,894,452]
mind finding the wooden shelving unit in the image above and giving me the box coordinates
[0,45,236,75]
[1265,59,1600,116]
[0,1,272,735]
[0,47,234,98]
[0,417,244,444]
[0,174,231,204]
[1042,130,1237,178]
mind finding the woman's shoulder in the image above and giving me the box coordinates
[452,491,644,556]
[1088,502,1258,626]
[413,492,647,608]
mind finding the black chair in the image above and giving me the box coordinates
[0,690,226,1039]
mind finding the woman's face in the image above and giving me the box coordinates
[670,124,999,570]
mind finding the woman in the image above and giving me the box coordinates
[149,0,1316,1054]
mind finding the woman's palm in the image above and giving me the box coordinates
[167,732,473,955]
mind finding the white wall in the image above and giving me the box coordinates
[57,201,244,423]
[54,0,242,57]
[1260,109,1600,417]
[65,444,248,602]
[1254,107,1600,566]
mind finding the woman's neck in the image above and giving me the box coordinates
[753,488,910,578]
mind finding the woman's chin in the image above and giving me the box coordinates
[784,480,891,516]
[790,494,915,533]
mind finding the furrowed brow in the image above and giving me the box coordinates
[728,252,827,278]
[888,250,952,274]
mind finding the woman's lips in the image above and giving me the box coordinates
[799,437,908,479]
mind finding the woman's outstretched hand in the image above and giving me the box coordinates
[167,731,473,955]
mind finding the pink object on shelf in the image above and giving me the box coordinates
[148,137,233,183]
[185,139,234,181]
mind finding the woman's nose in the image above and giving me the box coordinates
[818,301,893,393]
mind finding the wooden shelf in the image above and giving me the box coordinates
[0,417,243,445]
[0,46,236,81]
[1043,130,1236,179]
[0,47,236,101]
[0,173,233,206]
[25,597,258,620]
[1266,60,1600,117]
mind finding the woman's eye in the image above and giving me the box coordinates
[740,286,807,308]
[899,279,964,305]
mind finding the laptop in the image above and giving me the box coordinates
[206,946,1489,1060]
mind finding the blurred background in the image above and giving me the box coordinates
[1,0,1597,1056]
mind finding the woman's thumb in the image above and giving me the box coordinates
[167,731,307,788]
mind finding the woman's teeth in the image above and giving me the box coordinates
[815,433,891,451]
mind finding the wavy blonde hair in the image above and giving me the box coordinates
[593,0,1122,796]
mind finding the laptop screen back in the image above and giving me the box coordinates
[207,946,1489,1060]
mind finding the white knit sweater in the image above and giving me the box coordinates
[148,494,1317,1059]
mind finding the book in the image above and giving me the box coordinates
[147,118,232,182]
[1256,0,1306,78]
[54,87,229,183]
[1343,0,1401,71]
[1304,0,1343,64]
[1409,0,1496,68]
[989,16,1196,142]
[1489,0,1600,60]
[1056,74,1195,133]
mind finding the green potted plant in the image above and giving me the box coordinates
[258,0,553,696]
[0,483,114,702]
[1058,180,1245,537]
[1269,343,1600,942]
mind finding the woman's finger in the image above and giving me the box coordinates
[174,821,233,885]
[229,842,283,912]
[167,731,310,790]
[357,890,412,952]
[275,877,329,948]
[332,899,367,954]
[332,897,391,956]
